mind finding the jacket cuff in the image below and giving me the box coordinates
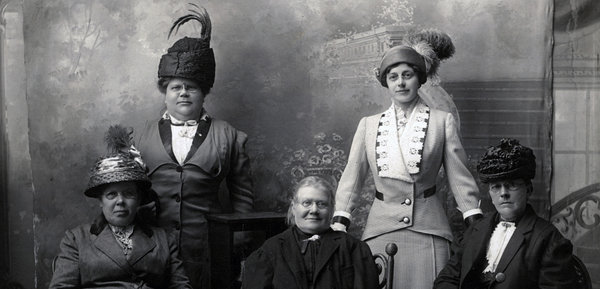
[462,208,483,219]
[333,211,352,222]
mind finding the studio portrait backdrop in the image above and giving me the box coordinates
[1,0,597,288]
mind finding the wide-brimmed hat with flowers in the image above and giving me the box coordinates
[84,125,152,203]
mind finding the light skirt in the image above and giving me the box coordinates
[366,229,450,289]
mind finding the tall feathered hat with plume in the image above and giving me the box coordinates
[84,125,151,203]
[376,29,455,86]
[157,3,215,90]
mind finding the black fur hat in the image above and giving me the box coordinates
[157,4,215,89]
[477,138,536,183]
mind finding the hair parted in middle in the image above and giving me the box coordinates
[285,176,335,226]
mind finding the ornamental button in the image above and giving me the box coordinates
[175,195,181,202]
[404,198,412,205]
[402,217,410,224]
[495,273,506,283]
[176,166,183,172]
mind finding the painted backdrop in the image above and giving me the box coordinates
[21,0,552,287]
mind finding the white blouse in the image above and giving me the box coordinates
[484,221,516,273]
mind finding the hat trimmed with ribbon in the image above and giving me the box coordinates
[84,125,152,203]
[477,138,536,183]
[375,29,457,87]
[376,46,427,87]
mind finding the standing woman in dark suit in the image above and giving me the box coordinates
[137,6,254,288]
[331,30,483,289]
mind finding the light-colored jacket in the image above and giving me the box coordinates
[49,222,192,289]
[335,103,480,241]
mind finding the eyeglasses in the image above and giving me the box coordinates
[489,181,526,193]
[387,71,416,81]
[297,199,330,209]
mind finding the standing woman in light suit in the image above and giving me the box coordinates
[331,30,483,289]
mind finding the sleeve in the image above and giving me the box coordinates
[433,227,468,289]
[353,241,380,289]
[167,231,193,289]
[537,229,578,289]
[334,117,370,227]
[227,129,255,213]
[241,247,275,289]
[48,230,82,289]
[442,112,482,218]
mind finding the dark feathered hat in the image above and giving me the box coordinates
[375,29,456,87]
[157,4,215,89]
[84,125,152,203]
[477,138,536,183]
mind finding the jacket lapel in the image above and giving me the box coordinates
[463,215,496,275]
[127,227,156,266]
[494,207,536,273]
[279,229,309,289]
[313,232,340,283]
[158,118,177,163]
[369,112,413,182]
[183,117,212,163]
[93,226,132,272]
[398,100,430,175]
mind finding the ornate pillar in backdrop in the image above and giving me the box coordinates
[0,0,12,278]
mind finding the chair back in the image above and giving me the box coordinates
[572,254,591,289]
[373,243,398,289]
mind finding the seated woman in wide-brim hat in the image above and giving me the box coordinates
[49,126,192,289]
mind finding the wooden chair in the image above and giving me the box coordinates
[373,243,398,289]
[572,255,592,289]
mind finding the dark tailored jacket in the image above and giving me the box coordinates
[242,227,379,289]
[434,205,577,289]
[137,117,254,287]
[49,223,192,289]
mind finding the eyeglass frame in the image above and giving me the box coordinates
[488,180,528,194]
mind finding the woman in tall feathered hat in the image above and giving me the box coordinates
[136,4,254,288]
[50,126,192,288]
[331,30,483,289]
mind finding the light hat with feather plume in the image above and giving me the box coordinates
[375,29,455,87]
[84,125,152,203]
[158,3,216,89]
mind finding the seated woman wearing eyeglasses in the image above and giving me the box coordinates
[434,138,577,289]
[242,176,379,289]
